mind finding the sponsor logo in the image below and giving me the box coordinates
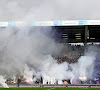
[32,21,36,26]
[8,22,16,26]
[79,21,88,25]
[54,21,62,26]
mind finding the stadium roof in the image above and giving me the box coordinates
[1,20,100,27]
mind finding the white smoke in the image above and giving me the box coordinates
[0,0,100,21]
[0,26,98,87]
[23,64,36,80]
[68,46,98,84]
[0,75,9,88]
[0,26,66,86]
[78,56,96,80]
[0,0,99,88]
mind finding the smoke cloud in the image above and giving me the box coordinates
[0,75,9,88]
[0,0,99,87]
[0,26,98,87]
[0,26,65,86]
[0,0,100,21]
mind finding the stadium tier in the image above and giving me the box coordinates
[0,21,100,88]
[0,20,100,43]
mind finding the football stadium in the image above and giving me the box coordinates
[0,0,100,90]
[0,21,100,90]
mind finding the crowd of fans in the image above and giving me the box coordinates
[54,43,100,64]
